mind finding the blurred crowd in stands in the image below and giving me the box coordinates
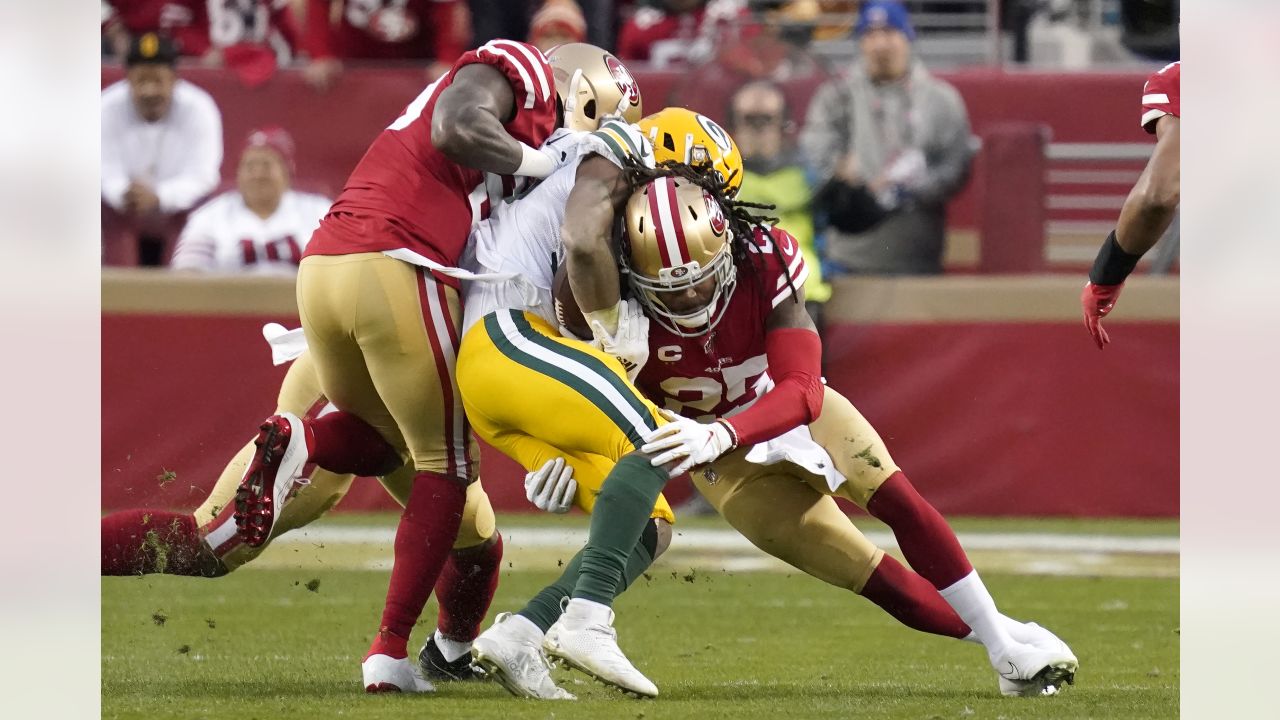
[101,1,1174,284]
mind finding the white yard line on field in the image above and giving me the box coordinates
[271,525,1179,555]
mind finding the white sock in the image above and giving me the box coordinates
[939,570,1017,664]
[565,597,613,625]
[433,629,472,663]
[504,613,546,642]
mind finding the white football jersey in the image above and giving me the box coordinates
[462,120,653,334]
[171,189,332,274]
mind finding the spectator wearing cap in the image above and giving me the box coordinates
[529,0,587,53]
[101,33,223,265]
[302,0,469,91]
[728,81,832,311]
[172,127,332,274]
[101,1,301,75]
[801,0,975,275]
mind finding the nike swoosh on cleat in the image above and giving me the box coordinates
[999,661,1019,679]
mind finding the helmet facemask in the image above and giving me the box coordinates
[629,246,737,337]
[623,175,739,337]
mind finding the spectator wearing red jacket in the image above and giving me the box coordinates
[302,0,469,91]
[616,0,750,67]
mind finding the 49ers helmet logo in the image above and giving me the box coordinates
[704,191,727,236]
[605,55,640,107]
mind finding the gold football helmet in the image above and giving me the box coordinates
[622,175,738,336]
[546,43,644,131]
[637,108,743,197]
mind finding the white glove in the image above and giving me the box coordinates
[640,409,737,478]
[523,457,577,514]
[585,298,650,381]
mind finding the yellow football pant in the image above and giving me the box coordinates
[457,309,675,524]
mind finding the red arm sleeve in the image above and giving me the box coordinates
[427,0,465,65]
[303,0,337,59]
[722,328,825,447]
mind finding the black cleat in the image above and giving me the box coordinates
[419,636,487,682]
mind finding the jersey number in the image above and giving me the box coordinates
[658,354,768,421]
[240,236,302,266]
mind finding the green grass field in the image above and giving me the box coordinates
[102,515,1179,719]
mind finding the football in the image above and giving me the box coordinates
[552,262,592,341]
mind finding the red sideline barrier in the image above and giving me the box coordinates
[101,66,1154,239]
[102,312,1177,517]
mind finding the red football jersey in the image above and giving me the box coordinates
[1141,61,1180,134]
[303,0,465,62]
[636,226,809,422]
[305,39,557,277]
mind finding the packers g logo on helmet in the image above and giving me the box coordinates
[547,43,643,132]
[622,176,738,337]
[638,108,744,198]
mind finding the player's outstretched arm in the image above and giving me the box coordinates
[1116,115,1180,257]
[1081,115,1180,349]
[431,63,552,177]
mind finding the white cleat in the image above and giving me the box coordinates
[472,613,575,700]
[543,599,658,698]
[993,636,1079,698]
[362,653,435,693]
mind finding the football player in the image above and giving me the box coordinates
[461,107,757,701]
[1081,61,1180,347]
[611,170,1078,697]
[258,36,561,693]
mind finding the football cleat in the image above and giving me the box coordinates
[419,635,486,682]
[993,639,1078,698]
[233,412,309,547]
[997,621,1079,697]
[472,613,575,700]
[543,599,658,698]
[362,653,435,694]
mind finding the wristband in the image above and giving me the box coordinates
[1089,230,1143,285]
[583,300,623,339]
[515,142,555,178]
[716,419,740,450]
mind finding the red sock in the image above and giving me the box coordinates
[861,555,972,639]
[866,471,973,590]
[101,510,212,576]
[367,472,468,660]
[434,534,504,643]
[305,411,401,476]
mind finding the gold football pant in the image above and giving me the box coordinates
[296,253,475,479]
[693,387,901,592]
[457,309,675,524]
[194,350,496,571]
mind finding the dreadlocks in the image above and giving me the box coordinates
[621,159,802,306]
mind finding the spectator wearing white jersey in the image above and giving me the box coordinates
[172,127,331,274]
[102,33,223,265]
